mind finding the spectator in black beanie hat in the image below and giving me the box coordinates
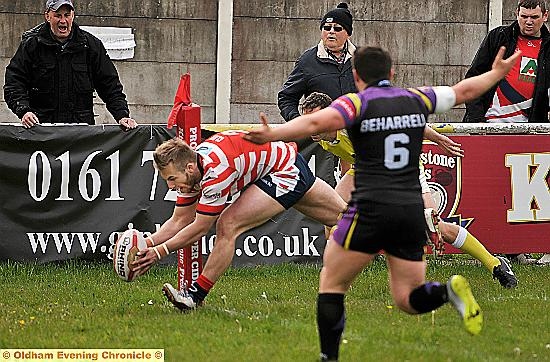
[320,2,353,36]
[278,2,356,122]
[278,2,356,187]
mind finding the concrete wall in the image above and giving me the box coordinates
[0,0,521,125]
[232,0,489,123]
[0,1,218,125]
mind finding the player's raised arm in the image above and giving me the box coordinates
[245,108,345,144]
[452,46,521,105]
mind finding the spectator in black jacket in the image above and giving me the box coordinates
[463,0,550,265]
[278,3,357,181]
[463,0,550,123]
[278,3,357,122]
[3,0,137,131]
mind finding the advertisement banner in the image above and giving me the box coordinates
[0,125,548,265]
[0,125,335,264]
[0,125,175,262]
[424,134,549,254]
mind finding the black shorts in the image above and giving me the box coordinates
[331,201,427,261]
[255,153,316,209]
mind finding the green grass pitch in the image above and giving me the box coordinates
[0,257,549,361]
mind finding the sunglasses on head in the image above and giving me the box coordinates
[322,24,344,32]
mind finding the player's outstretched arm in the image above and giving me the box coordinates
[424,126,464,158]
[244,109,345,144]
[131,211,216,275]
[145,204,196,246]
[452,46,521,105]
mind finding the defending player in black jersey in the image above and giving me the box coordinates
[245,45,520,360]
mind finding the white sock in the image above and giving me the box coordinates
[451,226,467,249]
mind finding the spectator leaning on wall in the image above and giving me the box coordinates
[3,0,137,131]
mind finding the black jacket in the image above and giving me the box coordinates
[278,45,357,121]
[4,22,130,124]
[463,21,550,122]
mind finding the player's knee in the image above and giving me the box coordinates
[328,201,347,226]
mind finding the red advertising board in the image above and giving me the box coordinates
[422,135,550,253]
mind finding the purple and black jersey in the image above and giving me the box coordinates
[330,81,453,205]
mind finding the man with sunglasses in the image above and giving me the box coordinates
[278,3,357,185]
[278,3,356,123]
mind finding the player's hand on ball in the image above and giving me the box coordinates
[130,248,158,275]
[113,229,149,282]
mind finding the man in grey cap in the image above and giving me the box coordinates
[45,0,74,41]
[3,0,137,130]
[44,0,75,42]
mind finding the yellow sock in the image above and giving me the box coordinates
[453,227,500,272]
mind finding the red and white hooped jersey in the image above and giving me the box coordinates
[176,130,299,215]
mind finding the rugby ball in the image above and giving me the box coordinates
[113,229,148,282]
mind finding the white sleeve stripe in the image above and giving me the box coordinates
[433,86,456,114]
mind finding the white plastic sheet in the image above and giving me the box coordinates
[80,26,136,60]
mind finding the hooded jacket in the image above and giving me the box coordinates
[4,22,129,124]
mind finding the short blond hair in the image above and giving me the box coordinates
[153,138,196,171]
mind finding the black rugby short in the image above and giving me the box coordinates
[332,200,426,261]
[255,153,316,209]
